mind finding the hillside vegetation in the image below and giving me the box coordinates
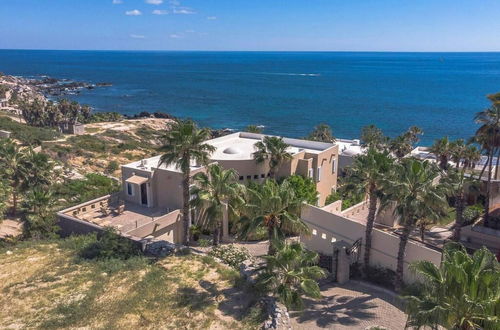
[0,236,263,329]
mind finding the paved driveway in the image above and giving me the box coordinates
[290,281,407,330]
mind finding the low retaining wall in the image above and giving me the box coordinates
[461,222,500,252]
[127,210,183,244]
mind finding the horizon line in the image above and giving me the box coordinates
[1,48,500,53]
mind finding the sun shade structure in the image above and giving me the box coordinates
[125,175,149,185]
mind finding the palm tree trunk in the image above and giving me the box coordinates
[267,226,276,255]
[182,171,191,245]
[213,223,220,246]
[419,224,425,242]
[484,148,495,228]
[395,225,412,292]
[11,184,18,216]
[363,189,377,276]
[452,192,465,241]
[495,148,500,179]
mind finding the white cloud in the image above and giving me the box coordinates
[207,16,217,20]
[130,34,146,39]
[146,0,163,4]
[125,9,142,16]
[112,0,123,4]
[173,7,195,14]
[170,33,183,39]
[169,0,180,5]
[152,9,168,15]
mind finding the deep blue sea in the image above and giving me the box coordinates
[0,50,499,145]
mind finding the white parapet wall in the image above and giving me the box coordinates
[300,204,442,283]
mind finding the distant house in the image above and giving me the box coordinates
[59,122,85,135]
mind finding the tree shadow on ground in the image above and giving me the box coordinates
[175,286,214,311]
[290,281,384,328]
[198,279,258,321]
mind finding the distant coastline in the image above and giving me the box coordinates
[1,50,499,144]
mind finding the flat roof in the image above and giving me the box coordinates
[124,131,336,171]
[206,132,335,161]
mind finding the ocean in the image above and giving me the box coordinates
[0,50,499,145]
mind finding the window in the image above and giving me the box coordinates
[127,182,134,196]
[247,175,251,180]
[317,167,322,182]
[267,173,271,177]
[254,175,259,179]
[239,176,244,181]
[332,159,336,174]
[308,168,314,178]
[312,229,317,235]
[261,174,265,178]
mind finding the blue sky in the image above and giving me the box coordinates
[1,0,499,51]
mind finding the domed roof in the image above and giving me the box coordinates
[342,148,362,157]
[223,147,241,154]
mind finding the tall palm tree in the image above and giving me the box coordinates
[158,119,216,245]
[258,241,327,310]
[360,124,388,151]
[0,139,29,215]
[344,148,395,275]
[307,123,335,143]
[23,187,56,216]
[253,136,292,179]
[191,164,245,245]
[405,243,500,330]
[429,136,452,170]
[389,126,423,159]
[443,143,481,241]
[474,102,500,227]
[239,179,309,254]
[244,125,263,134]
[383,159,448,292]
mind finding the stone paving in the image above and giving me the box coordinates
[290,280,407,330]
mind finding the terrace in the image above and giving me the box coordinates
[57,194,184,244]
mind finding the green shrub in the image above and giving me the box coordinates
[281,174,318,205]
[67,135,107,153]
[83,112,123,123]
[78,228,140,260]
[463,204,483,226]
[208,244,251,269]
[0,116,61,145]
[23,214,60,240]
[198,238,211,247]
[106,160,120,174]
[350,263,396,290]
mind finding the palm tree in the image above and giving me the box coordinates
[344,148,395,275]
[307,123,335,143]
[383,159,448,292]
[239,179,309,254]
[388,126,423,159]
[405,243,500,330]
[244,125,263,134]
[191,164,245,245]
[158,119,216,245]
[429,136,452,170]
[23,187,56,216]
[360,125,388,151]
[0,139,29,215]
[443,143,481,241]
[253,136,292,179]
[474,102,500,227]
[257,241,327,310]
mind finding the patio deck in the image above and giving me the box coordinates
[74,203,170,234]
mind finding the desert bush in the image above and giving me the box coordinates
[0,116,61,145]
[463,204,483,226]
[105,160,119,174]
[78,227,140,260]
[209,244,251,268]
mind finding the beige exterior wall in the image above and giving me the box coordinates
[127,210,184,244]
[300,204,442,283]
[461,222,500,252]
[121,165,206,211]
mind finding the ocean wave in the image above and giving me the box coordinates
[258,72,321,77]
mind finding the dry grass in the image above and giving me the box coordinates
[0,237,263,329]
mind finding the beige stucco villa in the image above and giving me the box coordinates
[57,131,340,247]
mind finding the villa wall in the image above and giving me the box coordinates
[126,210,184,244]
[300,204,442,283]
[461,222,500,252]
